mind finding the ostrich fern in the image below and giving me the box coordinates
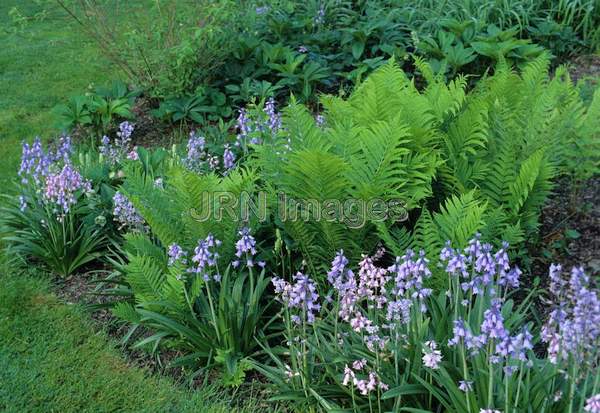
[251,55,598,280]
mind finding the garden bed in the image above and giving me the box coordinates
[2,1,599,412]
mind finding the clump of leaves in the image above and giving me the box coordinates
[54,80,138,138]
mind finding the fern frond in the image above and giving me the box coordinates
[125,255,167,304]
[112,302,141,324]
[346,118,411,200]
[433,191,487,249]
[508,150,546,216]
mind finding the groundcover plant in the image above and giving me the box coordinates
[55,0,600,134]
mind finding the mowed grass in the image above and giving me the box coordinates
[0,270,262,413]
[0,1,116,188]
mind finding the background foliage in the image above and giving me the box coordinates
[54,0,600,134]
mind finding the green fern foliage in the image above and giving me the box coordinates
[120,163,261,265]
[249,57,598,280]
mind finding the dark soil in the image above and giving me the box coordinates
[531,176,600,278]
[53,268,189,380]
[129,96,175,148]
[566,54,600,85]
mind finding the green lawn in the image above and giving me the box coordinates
[0,1,117,188]
[0,270,261,413]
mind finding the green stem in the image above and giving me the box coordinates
[488,342,494,408]
[460,345,472,413]
[567,361,578,413]
[246,252,254,293]
[205,281,220,343]
[579,374,591,413]
[504,368,509,413]
[513,361,524,412]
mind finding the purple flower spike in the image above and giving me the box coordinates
[327,250,349,289]
[191,234,221,274]
[235,108,250,147]
[235,227,257,258]
[264,97,282,132]
[499,266,521,288]
[168,243,187,266]
[223,144,236,170]
[182,132,207,172]
[44,164,91,217]
[19,195,27,212]
[542,265,599,365]
[117,121,134,142]
[272,272,321,324]
[113,192,145,231]
[19,137,53,184]
[481,298,508,341]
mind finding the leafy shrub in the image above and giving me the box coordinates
[57,0,242,98]
[255,239,599,412]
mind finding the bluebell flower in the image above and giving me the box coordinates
[44,164,91,217]
[223,144,235,170]
[167,243,187,266]
[113,192,145,231]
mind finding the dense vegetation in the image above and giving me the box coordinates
[1,0,599,412]
[56,0,600,133]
